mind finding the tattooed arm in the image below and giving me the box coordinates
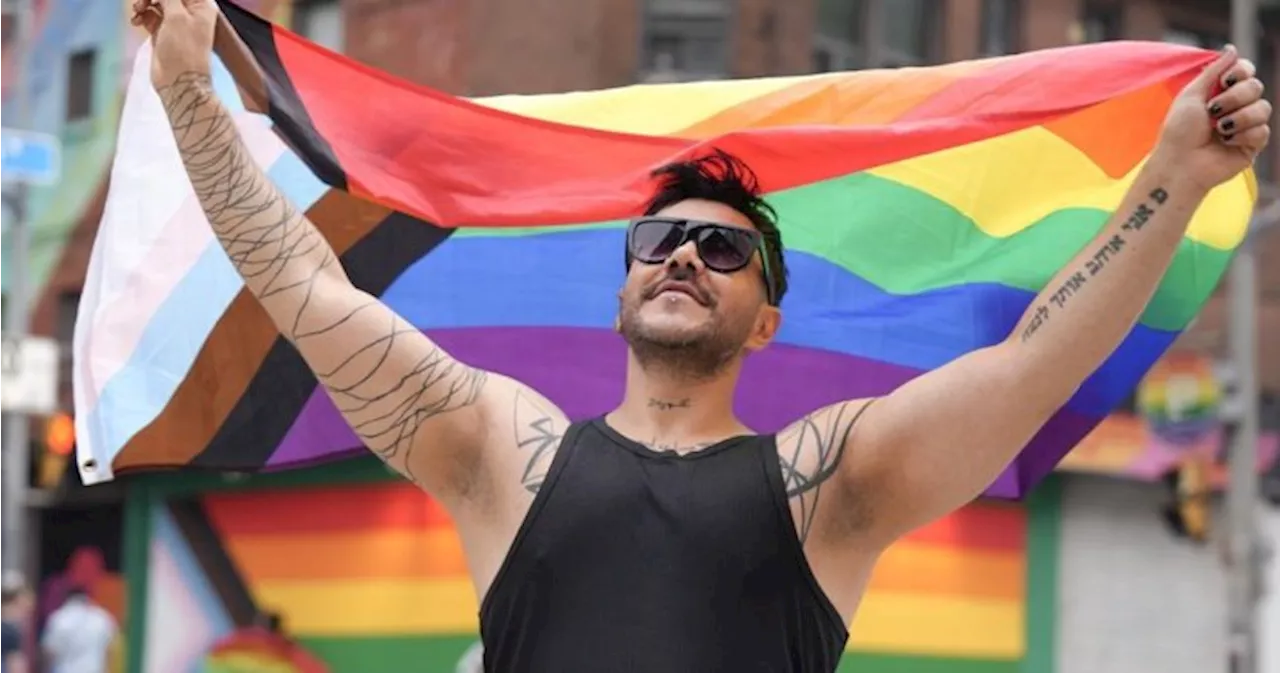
[789,51,1270,550]
[781,170,1205,549]
[155,71,568,503]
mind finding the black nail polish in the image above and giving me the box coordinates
[1222,118,1236,132]
[1209,102,1223,116]
[1226,75,1239,87]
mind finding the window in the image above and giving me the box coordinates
[1163,27,1227,50]
[56,291,79,391]
[979,0,1019,56]
[293,0,343,52]
[880,0,939,66]
[1081,3,1121,43]
[65,49,95,123]
[1257,37,1275,184]
[55,291,79,347]
[640,0,730,82]
[810,0,938,72]
[2,12,14,48]
[812,0,865,71]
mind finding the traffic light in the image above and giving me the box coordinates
[1161,458,1210,543]
[38,411,75,489]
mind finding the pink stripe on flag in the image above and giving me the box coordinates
[78,115,287,412]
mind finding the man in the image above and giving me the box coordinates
[40,587,116,673]
[135,1,1270,670]
[1,573,31,673]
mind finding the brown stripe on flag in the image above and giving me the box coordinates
[112,191,396,473]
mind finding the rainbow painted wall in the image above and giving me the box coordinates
[143,479,1032,673]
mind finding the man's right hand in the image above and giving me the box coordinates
[132,0,217,88]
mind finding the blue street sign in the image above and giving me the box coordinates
[1,128,61,186]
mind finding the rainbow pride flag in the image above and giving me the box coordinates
[73,1,1255,497]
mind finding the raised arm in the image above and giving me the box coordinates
[142,0,567,507]
[792,47,1269,549]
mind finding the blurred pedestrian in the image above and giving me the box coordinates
[39,586,116,673]
[1,572,32,673]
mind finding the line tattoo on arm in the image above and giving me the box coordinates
[157,72,488,485]
[1020,187,1169,342]
[776,401,869,544]
[514,389,566,494]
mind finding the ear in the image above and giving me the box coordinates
[743,305,781,352]
[615,289,624,332]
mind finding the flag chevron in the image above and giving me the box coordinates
[72,0,1254,499]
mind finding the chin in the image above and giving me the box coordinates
[639,322,712,347]
[637,308,714,340]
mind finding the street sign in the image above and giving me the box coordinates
[1,128,60,186]
[1,335,59,415]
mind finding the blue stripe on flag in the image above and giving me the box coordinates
[380,229,1177,417]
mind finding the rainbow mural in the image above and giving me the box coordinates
[144,481,1030,673]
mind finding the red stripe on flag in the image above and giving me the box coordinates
[264,28,1218,229]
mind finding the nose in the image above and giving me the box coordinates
[665,239,704,274]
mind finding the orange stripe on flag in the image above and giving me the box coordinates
[1043,80,1174,178]
[678,59,996,138]
[223,528,468,582]
[204,483,453,536]
[867,542,1025,601]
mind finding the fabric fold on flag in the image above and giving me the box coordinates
[73,0,1256,498]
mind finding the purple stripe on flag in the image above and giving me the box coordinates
[266,326,1099,498]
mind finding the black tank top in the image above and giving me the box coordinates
[479,418,849,672]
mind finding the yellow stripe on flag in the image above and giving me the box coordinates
[474,74,827,136]
[848,592,1025,660]
[252,578,480,636]
[869,125,1253,249]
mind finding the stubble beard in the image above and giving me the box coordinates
[618,299,748,382]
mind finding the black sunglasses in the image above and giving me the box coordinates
[625,216,777,305]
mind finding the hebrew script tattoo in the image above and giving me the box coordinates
[1020,187,1169,342]
[157,72,487,483]
[775,401,872,544]
[513,388,567,494]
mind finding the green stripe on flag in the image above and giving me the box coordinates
[453,172,1228,331]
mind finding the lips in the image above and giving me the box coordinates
[649,279,709,306]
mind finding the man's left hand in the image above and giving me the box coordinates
[1156,45,1271,193]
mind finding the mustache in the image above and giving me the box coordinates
[644,270,714,307]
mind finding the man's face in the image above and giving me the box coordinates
[618,199,780,378]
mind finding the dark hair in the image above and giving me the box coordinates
[642,149,789,305]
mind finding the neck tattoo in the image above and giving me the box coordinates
[648,397,692,411]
